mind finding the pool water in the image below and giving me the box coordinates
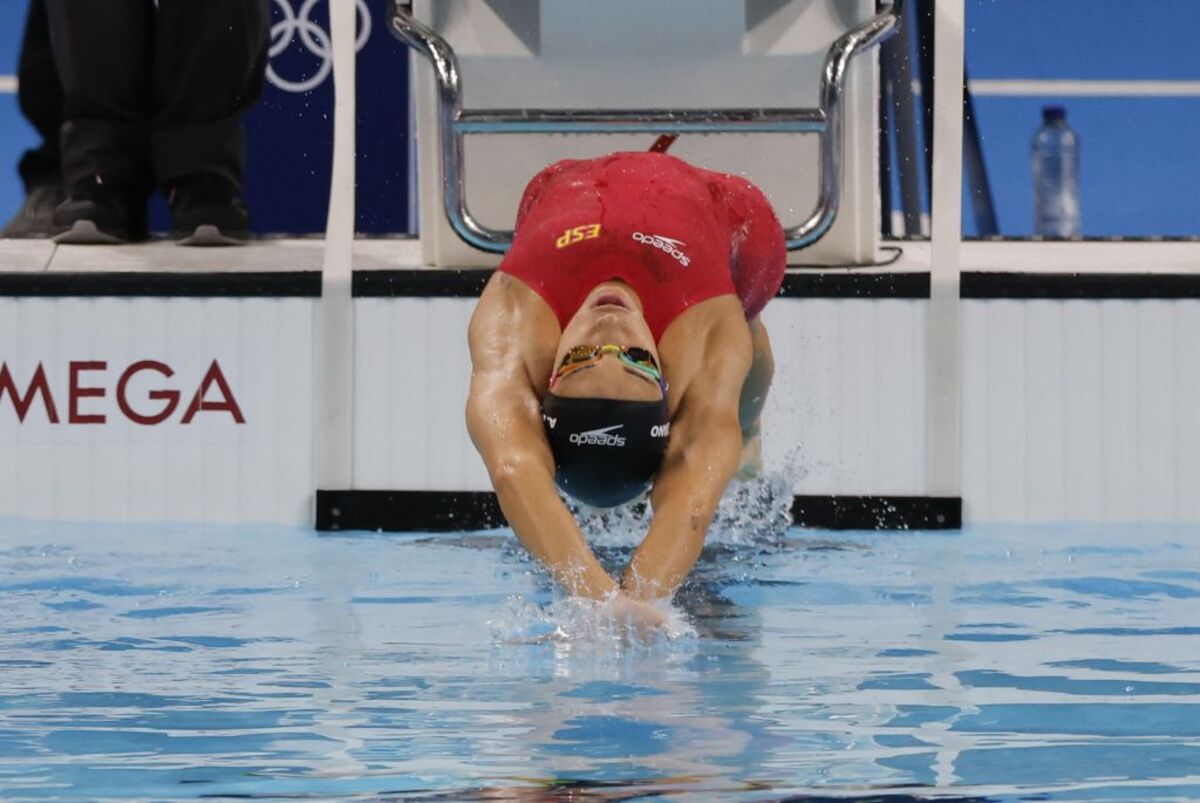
[2,507,1199,801]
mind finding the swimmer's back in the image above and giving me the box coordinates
[501,151,785,339]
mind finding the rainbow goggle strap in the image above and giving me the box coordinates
[550,344,667,394]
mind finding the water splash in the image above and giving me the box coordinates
[487,592,696,648]
[709,447,805,546]
[488,446,807,649]
[566,443,807,549]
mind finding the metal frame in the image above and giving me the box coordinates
[889,0,995,239]
[390,0,902,254]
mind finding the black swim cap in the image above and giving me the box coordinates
[541,392,671,508]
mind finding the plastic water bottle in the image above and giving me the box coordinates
[1031,106,1081,237]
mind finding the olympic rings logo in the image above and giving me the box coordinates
[267,0,371,94]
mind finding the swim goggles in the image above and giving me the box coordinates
[550,344,667,394]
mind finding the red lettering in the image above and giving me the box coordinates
[181,360,245,424]
[68,361,107,424]
[0,363,60,423]
[116,361,180,425]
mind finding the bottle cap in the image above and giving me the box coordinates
[1043,105,1067,122]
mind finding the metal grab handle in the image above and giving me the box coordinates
[455,108,828,135]
[391,0,901,254]
[799,0,902,250]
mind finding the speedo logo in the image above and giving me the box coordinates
[632,232,690,267]
[569,424,626,447]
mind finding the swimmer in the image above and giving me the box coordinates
[467,150,784,632]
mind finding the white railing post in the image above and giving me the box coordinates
[927,0,964,501]
[317,0,358,494]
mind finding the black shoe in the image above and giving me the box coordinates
[168,175,250,247]
[52,176,148,244]
[1,184,64,239]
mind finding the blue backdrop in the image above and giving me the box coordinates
[962,0,1200,237]
[244,0,411,234]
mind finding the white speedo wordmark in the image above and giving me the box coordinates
[569,424,626,447]
[632,232,690,267]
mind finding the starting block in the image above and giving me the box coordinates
[393,0,900,266]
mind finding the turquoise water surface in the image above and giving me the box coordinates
[1,505,1199,801]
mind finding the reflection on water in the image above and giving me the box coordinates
[1,512,1199,801]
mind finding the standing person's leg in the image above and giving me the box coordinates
[153,0,269,245]
[3,0,64,238]
[43,0,153,243]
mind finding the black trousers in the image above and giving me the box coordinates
[16,0,63,190]
[43,0,270,193]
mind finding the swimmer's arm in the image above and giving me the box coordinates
[463,272,619,597]
[621,328,752,601]
[466,282,618,601]
[467,378,619,600]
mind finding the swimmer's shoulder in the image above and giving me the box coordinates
[658,294,751,411]
[471,273,559,376]
[662,294,751,356]
[477,271,555,326]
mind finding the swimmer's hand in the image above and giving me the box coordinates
[610,593,669,641]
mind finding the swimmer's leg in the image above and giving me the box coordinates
[736,317,774,479]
